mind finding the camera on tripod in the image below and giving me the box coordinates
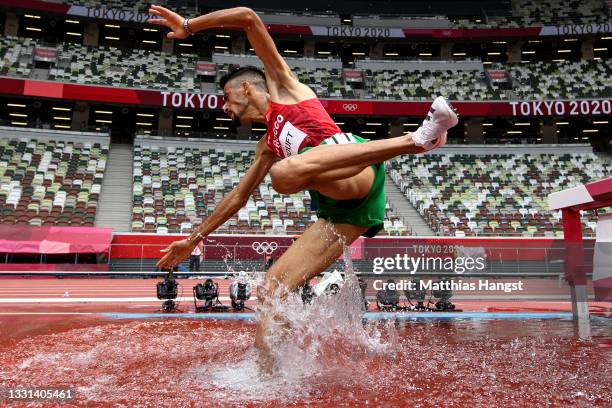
[404,278,428,310]
[193,278,227,312]
[157,269,179,312]
[432,278,456,311]
[376,279,402,311]
[229,280,252,311]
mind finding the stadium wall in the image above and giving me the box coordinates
[109,233,595,262]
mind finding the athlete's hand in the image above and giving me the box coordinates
[157,239,195,269]
[148,5,189,39]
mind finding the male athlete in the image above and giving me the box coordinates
[149,5,458,373]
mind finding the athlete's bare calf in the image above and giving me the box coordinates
[255,218,368,374]
[270,134,425,198]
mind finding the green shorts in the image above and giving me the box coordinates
[299,134,386,238]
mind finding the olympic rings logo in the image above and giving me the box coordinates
[251,241,279,255]
[342,103,358,112]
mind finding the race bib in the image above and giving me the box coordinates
[279,121,308,157]
[322,133,358,145]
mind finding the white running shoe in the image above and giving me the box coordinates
[412,96,459,151]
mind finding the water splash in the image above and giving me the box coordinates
[269,245,394,372]
[197,243,398,401]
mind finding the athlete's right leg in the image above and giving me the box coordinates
[255,218,369,374]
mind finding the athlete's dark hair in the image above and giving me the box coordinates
[219,65,267,91]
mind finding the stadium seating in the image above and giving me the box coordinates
[502,60,612,100]
[388,152,611,237]
[57,0,607,28]
[510,0,608,25]
[62,0,149,10]
[363,68,499,101]
[0,36,35,78]
[0,137,108,227]
[350,60,611,101]
[131,143,314,234]
[215,63,354,99]
[49,43,201,92]
[453,0,607,28]
[355,60,610,101]
[132,142,406,235]
[60,0,193,15]
[1,35,610,101]
[292,66,355,99]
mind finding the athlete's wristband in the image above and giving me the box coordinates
[188,231,204,244]
[183,17,193,36]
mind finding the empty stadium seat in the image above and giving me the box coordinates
[132,141,407,235]
[364,68,495,101]
[60,0,193,15]
[49,42,200,93]
[0,36,35,78]
[0,137,108,226]
[0,35,609,102]
[504,60,612,100]
[388,152,610,237]
[453,0,607,28]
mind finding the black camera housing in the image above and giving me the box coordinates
[376,279,401,310]
[157,279,178,300]
[157,271,179,312]
[193,278,228,312]
[194,279,218,301]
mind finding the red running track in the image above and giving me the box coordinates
[0,277,610,314]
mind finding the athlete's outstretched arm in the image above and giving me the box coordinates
[156,139,276,269]
[148,5,293,84]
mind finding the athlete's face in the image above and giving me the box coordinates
[222,81,252,126]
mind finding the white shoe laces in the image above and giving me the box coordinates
[413,112,438,146]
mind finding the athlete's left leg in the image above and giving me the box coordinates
[270,96,458,195]
[255,218,369,374]
[270,133,418,196]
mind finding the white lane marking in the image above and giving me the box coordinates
[0,288,234,292]
[0,312,94,315]
[0,296,253,303]
[0,290,161,294]
[0,297,192,303]
[0,287,234,291]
